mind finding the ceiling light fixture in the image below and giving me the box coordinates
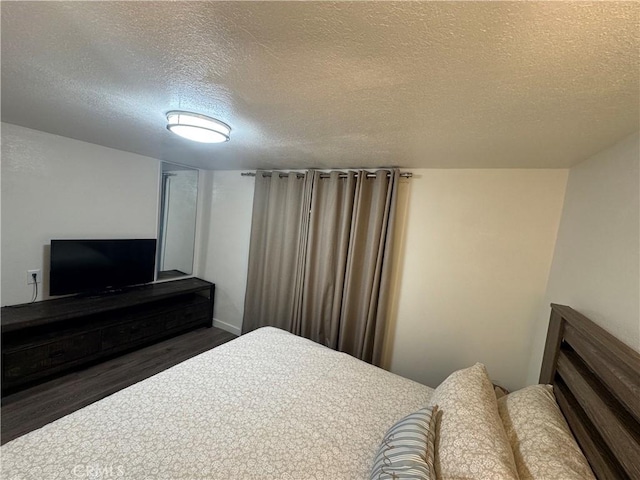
[166,111,231,143]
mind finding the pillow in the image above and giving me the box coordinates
[370,405,438,480]
[430,363,519,480]
[498,384,596,480]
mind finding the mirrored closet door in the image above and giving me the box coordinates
[157,162,198,280]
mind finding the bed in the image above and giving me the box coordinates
[1,304,639,479]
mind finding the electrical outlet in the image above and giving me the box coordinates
[27,269,42,285]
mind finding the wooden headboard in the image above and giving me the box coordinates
[539,304,640,480]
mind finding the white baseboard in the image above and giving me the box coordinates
[212,318,242,336]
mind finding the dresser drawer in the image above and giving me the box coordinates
[101,316,165,350]
[3,331,101,380]
[165,302,209,331]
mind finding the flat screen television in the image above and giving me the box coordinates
[50,239,157,296]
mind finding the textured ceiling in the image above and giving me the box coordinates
[1,1,638,170]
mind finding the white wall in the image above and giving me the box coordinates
[526,132,640,384]
[196,170,255,335]
[1,123,160,305]
[384,170,568,391]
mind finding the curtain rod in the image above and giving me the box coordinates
[240,171,413,179]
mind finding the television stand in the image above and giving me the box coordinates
[1,278,215,396]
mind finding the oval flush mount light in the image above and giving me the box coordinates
[166,111,231,143]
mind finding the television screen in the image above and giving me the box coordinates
[50,239,157,296]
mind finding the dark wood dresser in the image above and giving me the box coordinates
[1,278,214,395]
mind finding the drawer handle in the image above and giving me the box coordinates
[49,350,65,358]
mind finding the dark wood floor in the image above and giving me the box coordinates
[1,326,237,445]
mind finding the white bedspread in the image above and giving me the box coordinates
[1,327,433,480]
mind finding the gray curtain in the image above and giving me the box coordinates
[302,169,398,365]
[241,171,313,334]
[242,168,399,366]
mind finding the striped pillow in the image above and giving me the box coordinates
[370,406,438,480]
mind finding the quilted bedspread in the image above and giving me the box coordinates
[1,327,433,479]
